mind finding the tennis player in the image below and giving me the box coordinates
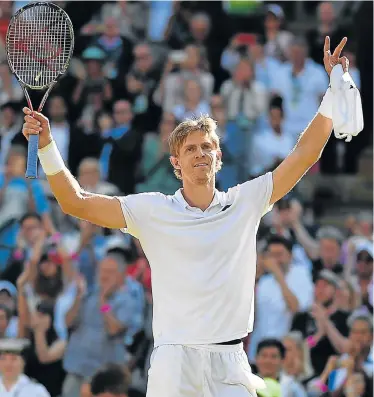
[22,37,362,397]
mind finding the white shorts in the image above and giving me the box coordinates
[146,343,266,397]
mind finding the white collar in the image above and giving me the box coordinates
[174,188,225,212]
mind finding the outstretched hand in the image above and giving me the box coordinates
[323,36,349,76]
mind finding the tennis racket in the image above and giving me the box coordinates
[6,2,74,179]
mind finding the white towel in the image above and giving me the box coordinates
[330,64,364,142]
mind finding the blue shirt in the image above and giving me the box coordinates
[63,284,143,378]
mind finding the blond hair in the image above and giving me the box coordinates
[168,115,222,180]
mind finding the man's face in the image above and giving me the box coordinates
[48,96,66,122]
[268,243,292,269]
[113,101,133,126]
[184,80,202,104]
[269,107,282,130]
[20,217,43,245]
[182,46,200,70]
[319,238,341,265]
[79,162,100,189]
[99,257,122,292]
[190,18,209,42]
[0,353,24,379]
[159,113,176,140]
[314,279,335,305]
[349,319,372,351]
[1,107,15,128]
[134,45,153,74]
[210,95,226,125]
[289,44,306,65]
[6,153,26,177]
[104,17,119,38]
[233,61,253,84]
[318,2,335,24]
[356,252,373,279]
[0,291,14,311]
[171,130,220,185]
[256,346,282,378]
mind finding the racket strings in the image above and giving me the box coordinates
[7,4,73,88]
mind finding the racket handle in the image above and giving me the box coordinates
[25,134,39,179]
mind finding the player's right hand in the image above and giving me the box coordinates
[22,107,53,149]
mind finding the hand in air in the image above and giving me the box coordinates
[22,107,52,149]
[323,36,349,76]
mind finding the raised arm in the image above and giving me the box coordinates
[270,37,350,205]
[22,110,126,229]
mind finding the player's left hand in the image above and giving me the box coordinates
[323,36,349,76]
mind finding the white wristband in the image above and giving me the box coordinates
[318,87,333,119]
[38,140,66,176]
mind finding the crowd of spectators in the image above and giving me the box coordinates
[0,1,372,397]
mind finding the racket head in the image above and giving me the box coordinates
[6,1,74,90]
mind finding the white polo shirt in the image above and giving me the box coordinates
[117,172,273,347]
[0,374,50,397]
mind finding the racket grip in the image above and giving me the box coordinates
[25,134,39,179]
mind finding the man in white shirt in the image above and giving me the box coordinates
[274,37,329,139]
[21,37,360,397]
[0,338,50,397]
[249,235,313,360]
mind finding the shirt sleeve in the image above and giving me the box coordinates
[115,192,165,239]
[234,172,274,220]
[114,292,144,335]
[289,267,314,311]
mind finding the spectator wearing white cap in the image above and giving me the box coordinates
[0,338,50,397]
[263,4,294,62]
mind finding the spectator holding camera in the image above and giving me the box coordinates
[153,44,214,112]
[220,58,268,125]
[263,4,294,62]
[172,78,210,122]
